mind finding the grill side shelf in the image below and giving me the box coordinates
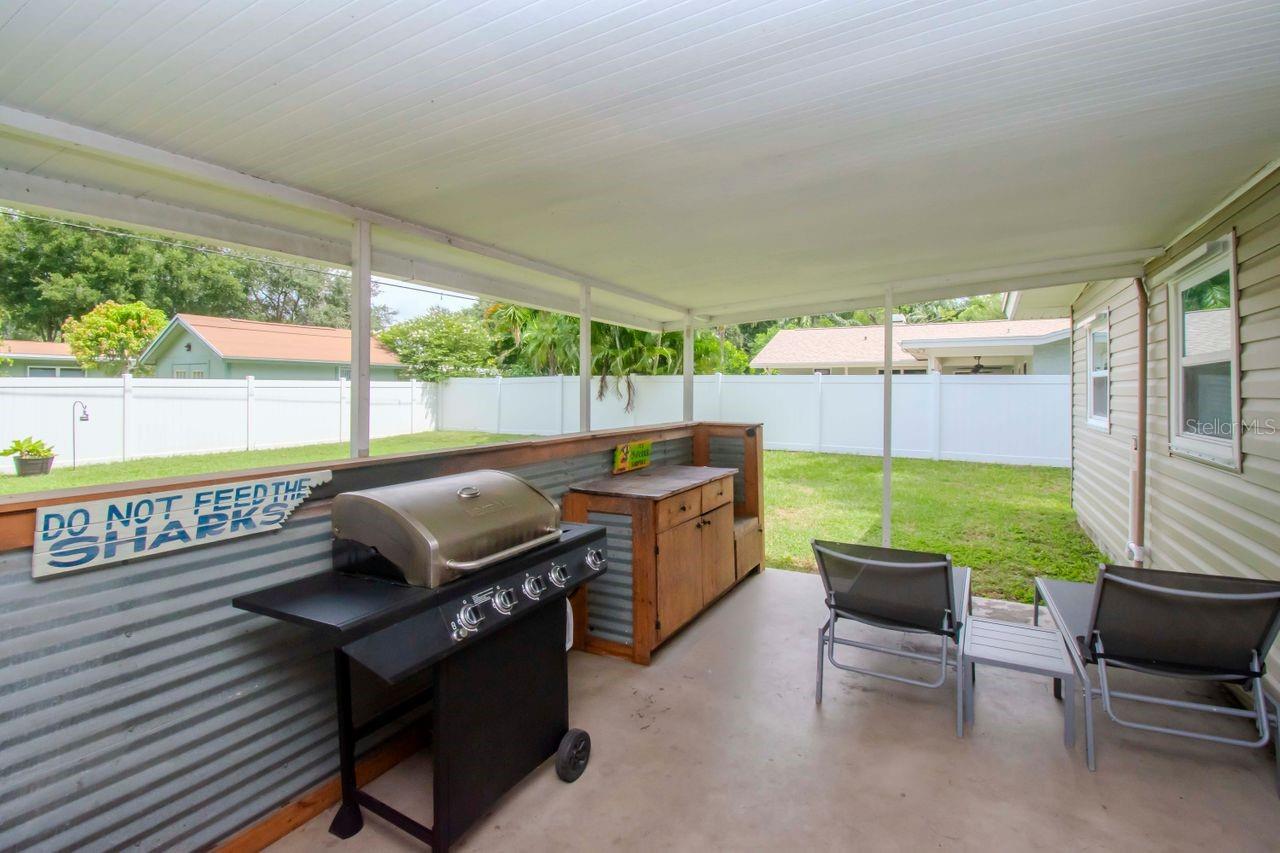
[232,572,435,642]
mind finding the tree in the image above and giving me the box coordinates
[61,301,167,375]
[694,332,750,374]
[239,263,394,329]
[378,307,495,381]
[0,210,392,339]
[0,212,246,339]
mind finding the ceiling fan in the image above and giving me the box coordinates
[968,356,995,374]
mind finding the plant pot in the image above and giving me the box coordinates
[13,455,55,476]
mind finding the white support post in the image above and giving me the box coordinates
[120,372,132,462]
[882,288,893,548]
[245,375,255,451]
[579,284,592,433]
[350,220,372,457]
[682,313,694,422]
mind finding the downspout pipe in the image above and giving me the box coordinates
[1127,277,1149,567]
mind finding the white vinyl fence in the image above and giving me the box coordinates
[0,373,1069,471]
[441,374,1071,466]
[0,377,436,468]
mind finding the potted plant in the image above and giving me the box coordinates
[2,437,56,476]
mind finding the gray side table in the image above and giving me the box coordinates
[961,616,1076,745]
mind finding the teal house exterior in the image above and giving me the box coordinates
[137,314,402,380]
[0,340,97,377]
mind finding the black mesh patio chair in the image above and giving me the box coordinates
[813,540,971,737]
[1084,564,1280,786]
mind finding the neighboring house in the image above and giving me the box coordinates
[1005,163,1280,607]
[749,318,1071,375]
[0,340,94,377]
[137,314,402,380]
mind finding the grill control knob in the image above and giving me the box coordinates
[586,548,607,572]
[458,603,485,630]
[549,563,570,588]
[493,588,518,614]
[523,575,547,599]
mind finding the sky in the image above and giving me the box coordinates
[373,277,476,323]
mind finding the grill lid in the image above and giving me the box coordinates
[331,470,561,588]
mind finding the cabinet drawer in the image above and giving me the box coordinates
[656,489,701,531]
[701,476,732,512]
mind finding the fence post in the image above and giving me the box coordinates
[434,381,442,432]
[931,371,943,461]
[409,378,417,434]
[559,375,567,435]
[245,375,256,451]
[494,375,503,434]
[338,377,347,442]
[120,373,132,462]
[815,372,824,453]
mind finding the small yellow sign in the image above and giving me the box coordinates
[613,440,652,474]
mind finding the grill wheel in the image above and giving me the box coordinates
[555,729,591,782]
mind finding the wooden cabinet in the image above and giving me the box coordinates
[564,465,752,664]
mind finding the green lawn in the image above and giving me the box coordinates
[763,451,1103,603]
[2,435,1100,603]
[0,431,526,497]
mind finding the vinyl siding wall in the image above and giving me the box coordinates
[1143,170,1280,594]
[1071,277,1141,562]
[1072,166,1280,680]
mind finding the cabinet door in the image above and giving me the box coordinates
[655,516,703,643]
[700,503,736,603]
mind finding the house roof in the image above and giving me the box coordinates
[141,314,402,367]
[750,318,1070,369]
[0,340,76,361]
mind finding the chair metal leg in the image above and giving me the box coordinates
[1271,695,1280,798]
[1062,674,1076,748]
[1083,678,1096,771]
[816,619,827,705]
[965,662,975,724]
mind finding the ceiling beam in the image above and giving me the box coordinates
[0,105,691,319]
[0,167,662,330]
[698,260,1150,328]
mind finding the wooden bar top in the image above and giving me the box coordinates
[569,465,737,500]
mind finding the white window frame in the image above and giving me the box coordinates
[26,365,83,377]
[1083,310,1110,431]
[1165,232,1241,471]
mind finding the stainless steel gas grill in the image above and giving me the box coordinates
[232,471,607,852]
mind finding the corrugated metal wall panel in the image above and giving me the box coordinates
[585,512,635,646]
[0,437,692,850]
[708,436,746,505]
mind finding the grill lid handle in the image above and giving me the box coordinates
[444,529,562,573]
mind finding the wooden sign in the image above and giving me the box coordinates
[613,440,652,474]
[32,470,332,578]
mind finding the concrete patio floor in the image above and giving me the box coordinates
[270,569,1280,852]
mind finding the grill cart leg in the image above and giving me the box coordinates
[328,650,365,839]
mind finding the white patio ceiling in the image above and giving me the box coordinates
[1,0,1278,330]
